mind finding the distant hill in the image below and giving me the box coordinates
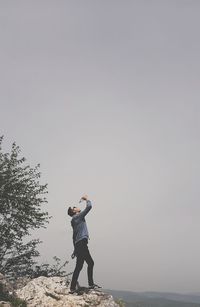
[125,299,200,307]
[124,299,200,307]
[104,289,200,307]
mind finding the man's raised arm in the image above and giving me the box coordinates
[76,195,92,219]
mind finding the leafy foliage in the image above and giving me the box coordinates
[30,256,70,278]
[115,298,125,307]
[0,283,27,307]
[0,136,50,281]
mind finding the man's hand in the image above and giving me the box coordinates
[71,252,76,259]
[80,194,88,201]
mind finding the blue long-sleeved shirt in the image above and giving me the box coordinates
[71,200,92,246]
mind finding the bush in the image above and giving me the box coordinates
[0,137,50,281]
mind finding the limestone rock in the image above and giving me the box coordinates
[16,276,119,307]
[0,302,12,307]
[14,276,31,290]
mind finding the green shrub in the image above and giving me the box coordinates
[10,297,27,307]
[115,298,125,307]
[0,282,27,307]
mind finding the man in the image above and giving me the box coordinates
[68,195,100,293]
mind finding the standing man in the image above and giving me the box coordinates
[68,195,100,293]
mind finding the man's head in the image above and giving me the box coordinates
[68,206,81,217]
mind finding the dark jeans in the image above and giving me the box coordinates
[70,238,94,290]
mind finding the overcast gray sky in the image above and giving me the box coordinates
[0,0,200,293]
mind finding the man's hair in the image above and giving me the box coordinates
[68,206,75,217]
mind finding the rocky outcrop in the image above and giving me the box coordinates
[0,302,11,307]
[16,276,119,307]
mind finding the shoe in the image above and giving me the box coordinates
[89,284,101,289]
[69,289,77,294]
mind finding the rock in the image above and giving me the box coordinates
[0,302,11,307]
[14,276,31,290]
[16,276,119,307]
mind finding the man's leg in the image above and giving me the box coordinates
[84,245,94,286]
[70,254,84,290]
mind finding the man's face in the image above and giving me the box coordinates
[72,206,81,214]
